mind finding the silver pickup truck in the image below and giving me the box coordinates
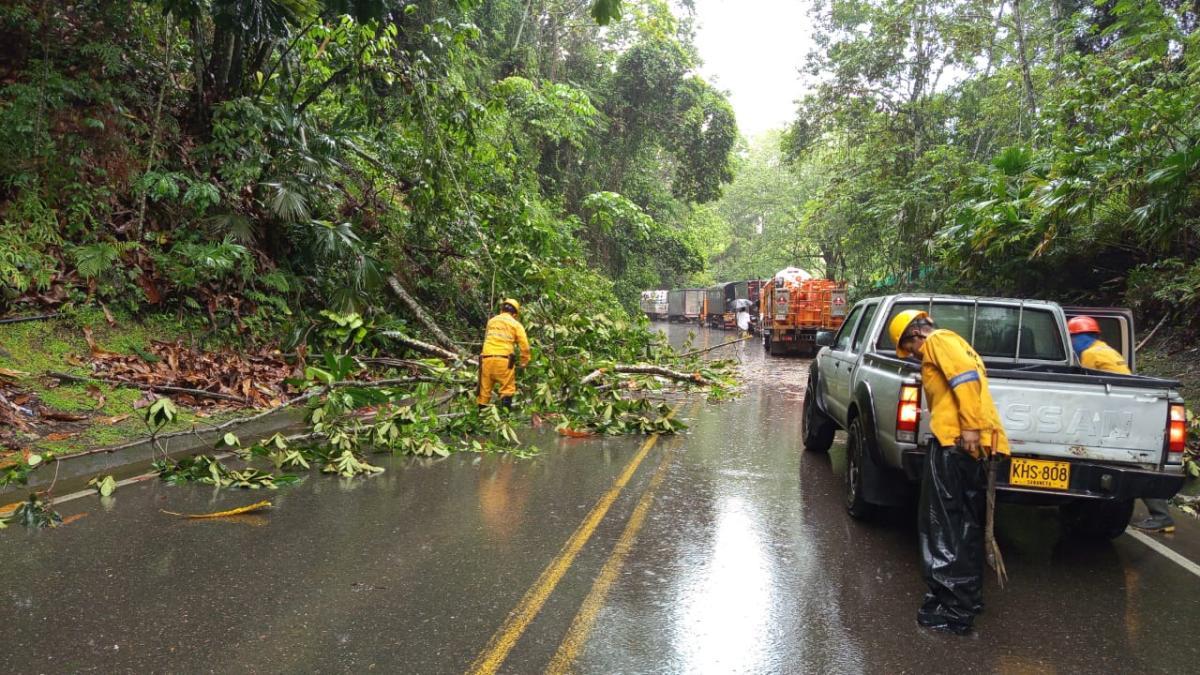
[803,294,1188,538]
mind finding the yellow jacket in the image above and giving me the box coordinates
[481,312,531,366]
[1079,340,1131,374]
[920,329,1010,457]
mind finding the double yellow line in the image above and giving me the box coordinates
[467,403,689,675]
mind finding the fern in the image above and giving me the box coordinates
[71,242,137,279]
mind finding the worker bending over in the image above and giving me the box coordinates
[1068,315,1174,534]
[891,309,1009,635]
[477,298,531,409]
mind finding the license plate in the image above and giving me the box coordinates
[1009,458,1070,490]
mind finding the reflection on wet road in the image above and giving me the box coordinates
[3,322,1199,673]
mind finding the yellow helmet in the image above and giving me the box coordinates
[889,309,930,358]
[501,298,521,314]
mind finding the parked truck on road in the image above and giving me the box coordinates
[802,294,1187,538]
[668,288,705,322]
[760,268,849,356]
[703,283,736,329]
[639,290,668,320]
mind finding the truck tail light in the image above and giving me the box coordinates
[1167,403,1186,463]
[896,383,921,443]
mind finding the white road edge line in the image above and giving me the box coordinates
[1125,527,1200,579]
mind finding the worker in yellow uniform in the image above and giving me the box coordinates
[891,309,1010,635]
[477,298,531,409]
[1068,316,1132,373]
[1068,315,1175,534]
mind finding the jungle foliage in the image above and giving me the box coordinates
[709,1,1200,324]
[0,0,732,328]
[789,0,1200,315]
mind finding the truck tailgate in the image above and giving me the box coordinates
[984,377,1171,466]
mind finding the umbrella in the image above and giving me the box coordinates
[731,299,753,311]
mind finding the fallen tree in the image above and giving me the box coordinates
[387,276,461,355]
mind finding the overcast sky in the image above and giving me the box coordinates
[689,0,816,142]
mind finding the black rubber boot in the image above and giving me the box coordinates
[500,397,513,410]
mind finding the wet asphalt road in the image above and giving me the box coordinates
[4,322,1200,674]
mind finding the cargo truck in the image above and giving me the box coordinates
[702,283,736,329]
[760,268,849,356]
[668,288,705,322]
[639,290,668,320]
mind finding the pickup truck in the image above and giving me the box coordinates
[802,294,1188,538]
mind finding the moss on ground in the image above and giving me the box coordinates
[0,308,250,457]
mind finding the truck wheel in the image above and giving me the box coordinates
[802,388,835,453]
[1061,499,1135,540]
[845,418,876,520]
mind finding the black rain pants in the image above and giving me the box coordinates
[917,440,986,633]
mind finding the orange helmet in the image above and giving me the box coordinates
[1067,316,1101,335]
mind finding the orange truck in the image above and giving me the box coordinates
[759,267,848,356]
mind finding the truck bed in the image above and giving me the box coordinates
[867,353,1179,467]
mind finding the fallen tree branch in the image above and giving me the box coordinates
[581,364,715,386]
[387,276,461,355]
[1135,314,1169,353]
[380,331,478,366]
[679,337,751,359]
[47,371,250,405]
[46,376,450,464]
[0,313,59,325]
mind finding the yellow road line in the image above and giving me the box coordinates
[544,439,681,675]
[466,404,680,675]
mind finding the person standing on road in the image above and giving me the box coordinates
[891,309,1010,635]
[477,298,531,409]
[1068,315,1176,534]
[736,305,751,338]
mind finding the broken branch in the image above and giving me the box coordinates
[678,337,751,359]
[47,371,250,404]
[1135,314,1168,353]
[581,364,715,386]
[387,276,461,355]
[380,331,478,366]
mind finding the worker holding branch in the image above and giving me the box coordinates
[891,309,1010,635]
[477,298,531,409]
[1068,315,1175,534]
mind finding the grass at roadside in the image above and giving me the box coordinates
[0,308,249,457]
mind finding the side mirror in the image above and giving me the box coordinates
[815,331,835,348]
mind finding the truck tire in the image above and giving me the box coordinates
[768,337,784,356]
[802,387,835,453]
[762,331,770,351]
[845,417,876,520]
[1061,499,1135,540]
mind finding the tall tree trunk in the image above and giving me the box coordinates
[211,24,234,100]
[190,19,208,124]
[1049,0,1067,72]
[1012,0,1039,121]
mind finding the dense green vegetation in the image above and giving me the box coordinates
[0,0,729,329]
[791,0,1200,315]
[706,0,1200,328]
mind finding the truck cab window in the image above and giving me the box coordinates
[851,303,878,353]
[833,305,863,351]
[876,302,924,352]
[974,306,1065,361]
